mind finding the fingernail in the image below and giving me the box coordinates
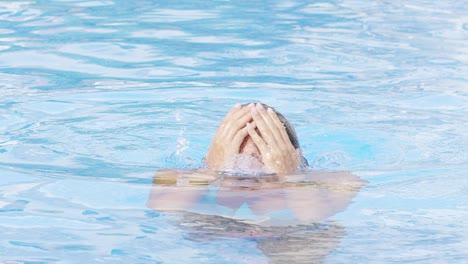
[234,103,241,109]
[248,103,254,108]
[257,103,265,110]
[267,108,274,113]
[251,107,258,115]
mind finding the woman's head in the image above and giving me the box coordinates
[204,102,308,174]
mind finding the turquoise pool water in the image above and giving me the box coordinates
[1,0,467,263]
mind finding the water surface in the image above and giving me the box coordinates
[0,0,467,263]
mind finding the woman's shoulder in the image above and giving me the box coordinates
[286,170,365,183]
[153,169,220,186]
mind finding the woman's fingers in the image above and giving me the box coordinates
[222,104,253,139]
[206,103,247,170]
[251,104,277,146]
[260,105,288,149]
[225,108,253,141]
[246,122,268,155]
[252,103,290,150]
[266,107,294,150]
[230,123,252,154]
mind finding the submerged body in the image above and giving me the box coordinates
[148,169,365,226]
[148,103,366,225]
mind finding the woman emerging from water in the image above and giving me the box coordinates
[148,103,366,262]
[149,102,365,224]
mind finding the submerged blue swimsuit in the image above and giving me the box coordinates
[195,184,297,225]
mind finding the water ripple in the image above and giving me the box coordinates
[0,0,467,262]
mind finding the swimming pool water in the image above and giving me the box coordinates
[0,0,467,263]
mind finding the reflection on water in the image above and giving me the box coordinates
[175,212,345,264]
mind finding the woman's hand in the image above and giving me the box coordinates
[205,103,254,170]
[247,103,301,174]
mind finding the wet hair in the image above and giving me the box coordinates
[241,103,309,167]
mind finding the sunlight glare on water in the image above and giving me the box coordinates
[0,0,467,263]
